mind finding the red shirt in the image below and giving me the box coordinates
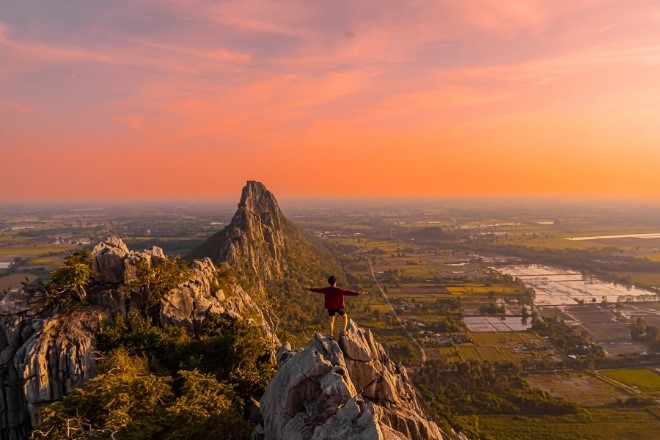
[308,286,360,310]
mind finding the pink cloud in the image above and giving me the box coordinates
[2,1,660,200]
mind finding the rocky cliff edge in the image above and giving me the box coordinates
[254,321,449,440]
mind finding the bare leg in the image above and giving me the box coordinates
[328,316,335,338]
[342,314,349,334]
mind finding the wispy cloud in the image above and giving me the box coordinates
[2,0,660,200]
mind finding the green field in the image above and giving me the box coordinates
[469,331,541,345]
[526,372,631,406]
[368,303,394,313]
[475,407,660,440]
[625,272,660,288]
[600,368,660,393]
[427,346,461,363]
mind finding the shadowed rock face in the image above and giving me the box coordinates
[0,236,274,440]
[254,322,448,440]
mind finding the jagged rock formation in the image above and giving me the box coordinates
[189,181,288,292]
[0,286,104,439]
[0,236,273,440]
[189,181,343,295]
[254,321,448,440]
[188,181,345,342]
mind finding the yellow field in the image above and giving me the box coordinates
[31,256,63,265]
[427,346,461,362]
[369,304,394,313]
[640,252,660,262]
[445,284,516,295]
[0,245,70,256]
[455,346,483,362]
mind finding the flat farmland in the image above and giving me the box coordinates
[526,372,631,406]
[0,274,38,291]
[496,265,658,305]
[640,252,660,262]
[425,332,549,364]
[368,303,394,313]
[0,245,71,256]
[626,272,660,288]
[600,368,660,393]
[427,346,461,362]
[445,284,518,295]
[561,305,648,355]
[468,331,549,363]
[620,302,660,327]
[450,344,540,363]
[469,331,541,345]
[455,345,482,362]
[473,346,518,363]
[386,285,450,301]
[477,407,660,440]
[30,256,64,266]
[423,345,485,362]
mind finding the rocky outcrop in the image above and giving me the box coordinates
[0,236,274,440]
[88,237,272,337]
[91,236,130,284]
[255,321,447,440]
[15,308,106,428]
[91,235,166,285]
[159,257,273,337]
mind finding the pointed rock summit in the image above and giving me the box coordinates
[189,181,288,291]
[253,321,450,440]
[189,181,342,299]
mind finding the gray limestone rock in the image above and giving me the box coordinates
[0,289,47,317]
[91,235,129,284]
[256,322,447,440]
[188,181,289,295]
[0,236,278,440]
[14,308,106,427]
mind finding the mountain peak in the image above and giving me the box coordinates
[237,180,285,231]
[240,180,276,207]
[188,181,289,291]
[189,180,344,339]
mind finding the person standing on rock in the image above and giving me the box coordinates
[305,276,367,340]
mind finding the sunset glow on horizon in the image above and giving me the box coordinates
[2,1,660,202]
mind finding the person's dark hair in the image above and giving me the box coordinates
[328,275,337,286]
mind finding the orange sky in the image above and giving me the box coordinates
[1,0,660,202]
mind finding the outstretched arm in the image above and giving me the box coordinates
[338,287,367,296]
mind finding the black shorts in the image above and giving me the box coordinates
[328,309,346,317]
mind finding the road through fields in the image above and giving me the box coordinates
[367,258,427,365]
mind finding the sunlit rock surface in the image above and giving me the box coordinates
[255,321,449,440]
[189,180,289,293]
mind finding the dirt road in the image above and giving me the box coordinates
[368,258,427,365]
